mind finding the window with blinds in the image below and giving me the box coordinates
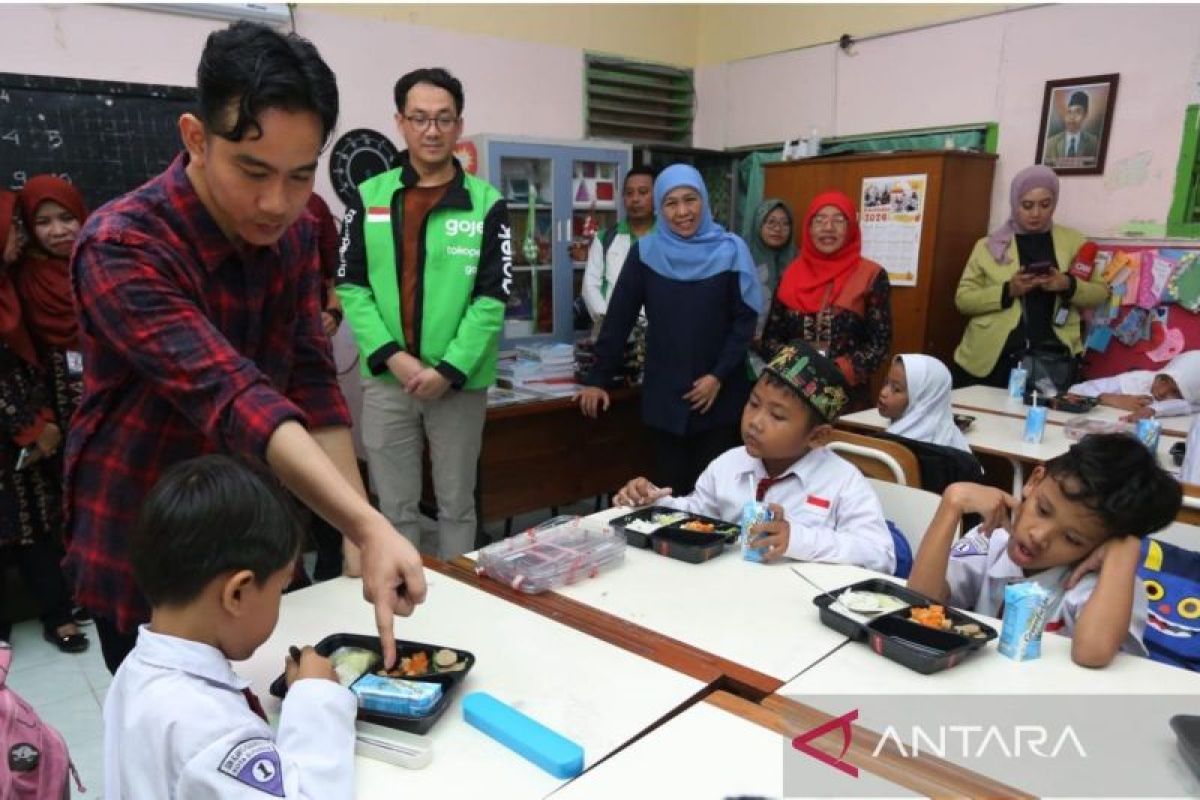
[585,54,694,145]
[1167,104,1200,237]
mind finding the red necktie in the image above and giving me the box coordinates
[242,688,269,723]
[756,474,794,501]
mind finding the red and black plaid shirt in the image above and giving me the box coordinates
[63,154,350,632]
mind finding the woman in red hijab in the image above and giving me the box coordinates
[0,189,89,653]
[761,190,892,410]
[16,175,86,352]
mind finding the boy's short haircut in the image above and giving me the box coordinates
[393,67,464,116]
[130,454,303,607]
[196,21,339,146]
[1044,433,1182,539]
[624,165,657,185]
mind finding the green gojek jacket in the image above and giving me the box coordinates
[336,153,511,390]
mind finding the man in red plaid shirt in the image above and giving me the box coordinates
[64,22,426,673]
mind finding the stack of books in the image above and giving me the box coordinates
[496,342,579,397]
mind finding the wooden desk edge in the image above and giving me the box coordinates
[760,695,1033,800]
[426,555,784,699]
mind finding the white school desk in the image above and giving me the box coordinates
[234,570,705,800]
[950,383,1198,438]
[839,405,1185,494]
[457,507,854,693]
[773,562,1200,800]
[546,692,919,799]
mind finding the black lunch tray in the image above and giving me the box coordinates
[608,506,740,563]
[1022,392,1098,414]
[269,632,475,734]
[1171,715,1200,781]
[813,578,998,675]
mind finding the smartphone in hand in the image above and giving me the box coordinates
[1022,260,1055,276]
[14,445,37,471]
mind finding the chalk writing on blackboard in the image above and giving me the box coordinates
[0,72,196,208]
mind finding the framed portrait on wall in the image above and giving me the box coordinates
[1035,73,1119,175]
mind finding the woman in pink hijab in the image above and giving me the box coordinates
[951,165,1109,388]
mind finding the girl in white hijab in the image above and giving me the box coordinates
[1067,350,1200,418]
[877,354,971,452]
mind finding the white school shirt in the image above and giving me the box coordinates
[1067,373,1198,418]
[1184,415,1199,484]
[581,228,636,319]
[659,445,896,573]
[945,527,1149,656]
[104,626,357,799]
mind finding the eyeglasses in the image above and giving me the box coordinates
[762,219,792,231]
[810,214,849,230]
[401,113,459,132]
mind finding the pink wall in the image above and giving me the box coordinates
[696,4,1200,238]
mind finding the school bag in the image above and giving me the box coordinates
[0,642,82,798]
[1139,539,1200,671]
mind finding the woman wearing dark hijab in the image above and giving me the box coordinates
[747,197,796,338]
[761,190,892,411]
[951,165,1109,388]
[0,188,88,652]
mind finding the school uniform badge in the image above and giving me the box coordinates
[219,739,285,797]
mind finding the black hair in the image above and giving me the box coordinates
[196,21,339,145]
[1044,433,1182,539]
[624,166,657,186]
[393,67,464,116]
[759,371,822,431]
[130,454,303,607]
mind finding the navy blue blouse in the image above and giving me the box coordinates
[585,242,757,436]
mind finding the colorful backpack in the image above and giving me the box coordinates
[0,642,82,798]
[1139,539,1200,671]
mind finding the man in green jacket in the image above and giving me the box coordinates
[337,68,510,558]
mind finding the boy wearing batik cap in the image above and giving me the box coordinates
[615,341,895,572]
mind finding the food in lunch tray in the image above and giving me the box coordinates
[908,606,988,639]
[910,605,951,630]
[624,519,660,534]
[329,646,381,688]
[378,648,468,678]
[679,520,716,533]
[837,590,908,615]
[352,674,443,717]
[650,511,687,526]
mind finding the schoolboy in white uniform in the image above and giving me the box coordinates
[616,340,895,573]
[909,433,1182,667]
[104,455,356,798]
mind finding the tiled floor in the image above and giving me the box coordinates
[5,617,108,796]
[4,499,602,797]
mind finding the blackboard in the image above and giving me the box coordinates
[0,73,196,210]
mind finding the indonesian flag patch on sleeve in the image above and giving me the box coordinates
[366,206,390,223]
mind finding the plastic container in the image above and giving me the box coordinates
[1063,416,1132,442]
[269,633,475,735]
[476,516,626,593]
[813,579,997,674]
[608,507,739,562]
[607,507,690,548]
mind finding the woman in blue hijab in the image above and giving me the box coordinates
[577,164,761,494]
